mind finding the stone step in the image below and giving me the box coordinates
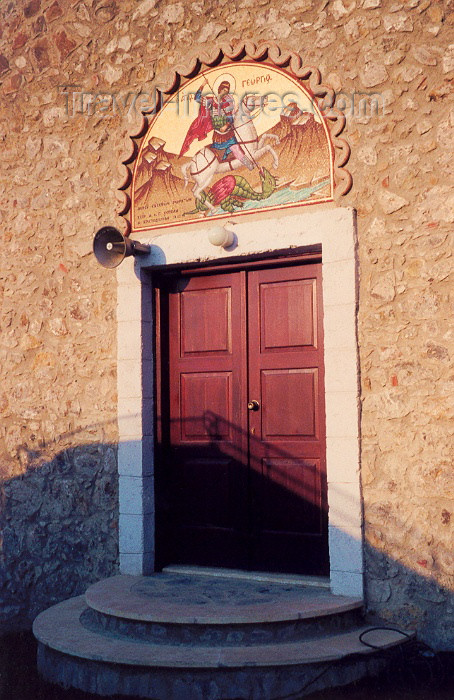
[85,574,355,624]
[82,573,364,645]
[34,595,410,669]
[35,643,394,700]
[34,592,413,699]
[80,606,365,646]
[33,572,414,699]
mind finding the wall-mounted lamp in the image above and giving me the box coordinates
[207,223,236,249]
[93,227,151,268]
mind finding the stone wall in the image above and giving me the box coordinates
[0,0,452,647]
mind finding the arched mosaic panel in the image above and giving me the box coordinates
[119,42,352,234]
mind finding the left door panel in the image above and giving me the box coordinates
[161,271,249,568]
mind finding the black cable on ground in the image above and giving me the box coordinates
[358,628,447,693]
[270,625,444,700]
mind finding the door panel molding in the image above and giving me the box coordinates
[261,368,318,440]
[180,286,232,356]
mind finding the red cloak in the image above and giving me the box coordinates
[178,103,213,158]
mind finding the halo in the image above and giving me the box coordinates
[212,72,236,96]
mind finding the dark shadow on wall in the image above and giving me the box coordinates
[0,440,119,635]
[0,426,452,652]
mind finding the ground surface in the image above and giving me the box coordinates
[0,632,453,700]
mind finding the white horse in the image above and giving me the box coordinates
[181,95,280,213]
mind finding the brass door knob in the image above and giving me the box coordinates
[247,400,260,411]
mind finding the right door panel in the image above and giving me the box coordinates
[247,264,328,575]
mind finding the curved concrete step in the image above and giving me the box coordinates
[82,574,364,645]
[85,574,363,624]
[33,595,410,669]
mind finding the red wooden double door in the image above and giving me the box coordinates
[156,261,328,576]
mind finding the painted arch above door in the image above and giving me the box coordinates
[117,42,353,235]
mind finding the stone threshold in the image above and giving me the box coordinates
[163,565,332,590]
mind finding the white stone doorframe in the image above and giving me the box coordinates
[116,206,363,598]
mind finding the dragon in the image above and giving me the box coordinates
[186,167,277,215]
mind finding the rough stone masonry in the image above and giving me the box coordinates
[0,0,453,649]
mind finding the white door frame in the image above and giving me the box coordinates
[115,206,363,597]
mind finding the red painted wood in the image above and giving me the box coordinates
[164,272,248,569]
[157,262,328,575]
[247,264,328,574]
[180,287,232,356]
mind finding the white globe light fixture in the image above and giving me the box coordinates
[207,224,236,248]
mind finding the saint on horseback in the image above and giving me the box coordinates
[180,73,280,213]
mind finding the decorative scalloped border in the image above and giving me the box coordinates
[117,41,352,235]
